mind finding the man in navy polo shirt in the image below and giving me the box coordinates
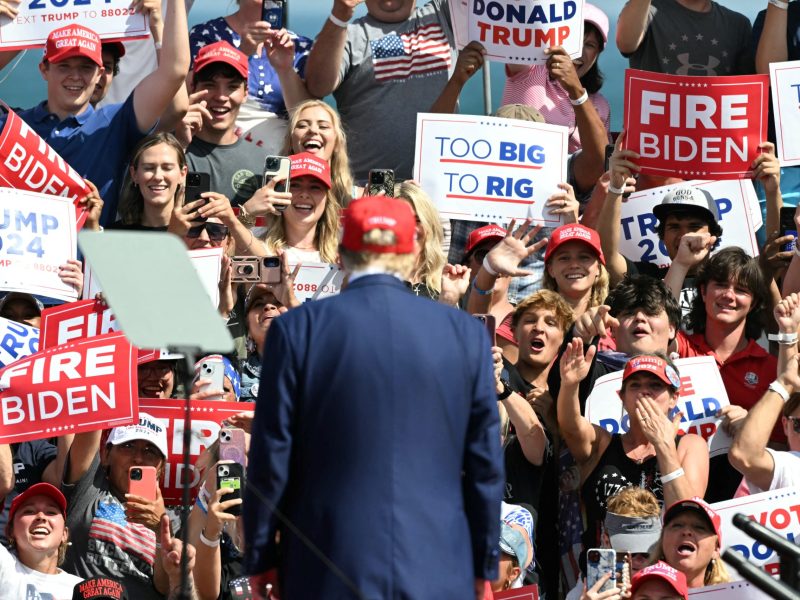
[6,0,189,226]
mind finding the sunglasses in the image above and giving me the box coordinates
[788,416,800,434]
[187,222,229,242]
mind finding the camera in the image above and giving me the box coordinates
[218,465,230,477]
[230,256,283,284]
[588,550,600,562]
[220,430,232,443]
[186,173,203,187]
[130,468,143,481]
[265,156,279,170]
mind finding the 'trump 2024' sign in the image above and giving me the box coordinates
[624,70,769,179]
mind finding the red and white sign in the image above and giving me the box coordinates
[0,188,78,301]
[688,581,771,599]
[0,0,148,51]
[769,60,800,167]
[40,299,117,350]
[623,70,769,179]
[0,331,137,444]
[585,356,732,457]
[0,108,89,228]
[493,584,540,599]
[288,261,345,303]
[139,399,255,506]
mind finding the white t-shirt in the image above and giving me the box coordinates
[748,449,800,493]
[0,545,82,600]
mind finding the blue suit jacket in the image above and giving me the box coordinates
[243,274,504,599]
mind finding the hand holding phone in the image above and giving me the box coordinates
[194,355,226,401]
[216,462,245,516]
[264,155,291,209]
[219,427,247,466]
[128,466,158,502]
[586,548,616,593]
[367,169,395,197]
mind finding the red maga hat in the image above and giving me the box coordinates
[631,562,688,599]
[44,24,102,68]
[193,41,248,79]
[341,197,416,254]
[622,354,681,389]
[543,224,605,265]
[290,152,332,189]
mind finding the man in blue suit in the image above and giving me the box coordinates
[244,196,504,599]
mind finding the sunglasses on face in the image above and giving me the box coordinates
[187,222,229,242]
[788,416,800,434]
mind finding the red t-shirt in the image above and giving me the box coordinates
[676,332,782,443]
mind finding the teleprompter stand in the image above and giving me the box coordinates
[79,231,234,600]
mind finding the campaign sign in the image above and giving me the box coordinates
[139,399,255,506]
[585,356,732,457]
[623,70,769,179]
[188,247,223,308]
[0,188,78,302]
[0,331,137,444]
[769,60,800,167]
[449,0,470,49]
[414,113,568,223]
[618,179,761,269]
[688,581,771,599]
[0,109,89,228]
[493,584,540,599]
[469,0,583,64]
[0,317,38,368]
[40,298,116,350]
[0,0,148,50]
[712,486,800,578]
[287,261,345,303]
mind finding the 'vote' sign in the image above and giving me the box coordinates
[623,69,769,179]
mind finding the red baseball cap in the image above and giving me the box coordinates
[193,41,248,79]
[464,224,506,257]
[543,224,605,265]
[43,25,102,68]
[6,483,67,535]
[341,197,415,254]
[622,354,681,390]
[630,561,688,599]
[663,497,722,544]
[290,152,332,189]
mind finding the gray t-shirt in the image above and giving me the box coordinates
[186,136,263,206]
[334,0,456,182]
[625,0,754,76]
[62,456,162,600]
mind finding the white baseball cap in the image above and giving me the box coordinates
[653,187,719,222]
[107,412,168,458]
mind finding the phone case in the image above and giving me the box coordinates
[217,463,244,516]
[261,257,282,285]
[219,428,247,466]
[474,314,496,342]
[586,548,616,592]
[195,356,225,400]
[264,156,291,197]
[367,170,395,197]
[262,0,284,29]
[128,466,158,502]
[185,172,211,203]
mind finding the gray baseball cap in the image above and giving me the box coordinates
[605,512,661,554]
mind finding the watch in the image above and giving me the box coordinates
[497,379,513,400]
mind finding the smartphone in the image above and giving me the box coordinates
[128,466,158,502]
[230,256,283,284]
[217,462,245,516]
[604,143,614,172]
[264,155,291,207]
[367,169,395,197]
[780,206,798,252]
[474,314,496,344]
[185,171,212,225]
[219,427,247,466]
[586,548,617,593]
[194,355,225,401]
[262,0,285,29]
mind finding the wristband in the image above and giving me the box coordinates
[154,41,162,50]
[482,255,499,277]
[607,182,626,195]
[199,528,221,547]
[570,89,589,106]
[768,332,798,345]
[769,380,792,402]
[194,493,208,515]
[769,0,790,9]
[660,467,685,484]
[472,278,495,296]
[328,12,350,28]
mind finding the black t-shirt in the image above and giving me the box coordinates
[0,440,57,547]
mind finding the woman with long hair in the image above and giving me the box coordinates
[115,133,187,230]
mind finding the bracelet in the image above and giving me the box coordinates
[769,380,792,402]
[607,182,626,195]
[769,0,790,10]
[768,332,799,345]
[660,467,685,484]
[472,278,495,296]
[199,528,221,547]
[154,41,162,50]
[570,89,589,106]
[328,12,350,28]
[194,493,208,515]
[482,255,499,277]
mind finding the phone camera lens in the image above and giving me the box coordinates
[131,469,142,481]
[588,551,600,562]
[372,172,384,183]
[266,158,278,169]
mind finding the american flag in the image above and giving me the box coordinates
[89,500,156,566]
[370,23,452,82]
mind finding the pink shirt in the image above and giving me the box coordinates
[502,64,611,154]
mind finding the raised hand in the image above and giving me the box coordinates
[559,338,597,387]
[484,219,547,277]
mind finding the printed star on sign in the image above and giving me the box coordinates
[669,43,677,50]
[696,34,704,40]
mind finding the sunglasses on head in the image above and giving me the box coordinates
[187,222,229,242]
[788,416,800,434]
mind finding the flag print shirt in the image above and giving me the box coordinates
[62,455,162,600]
